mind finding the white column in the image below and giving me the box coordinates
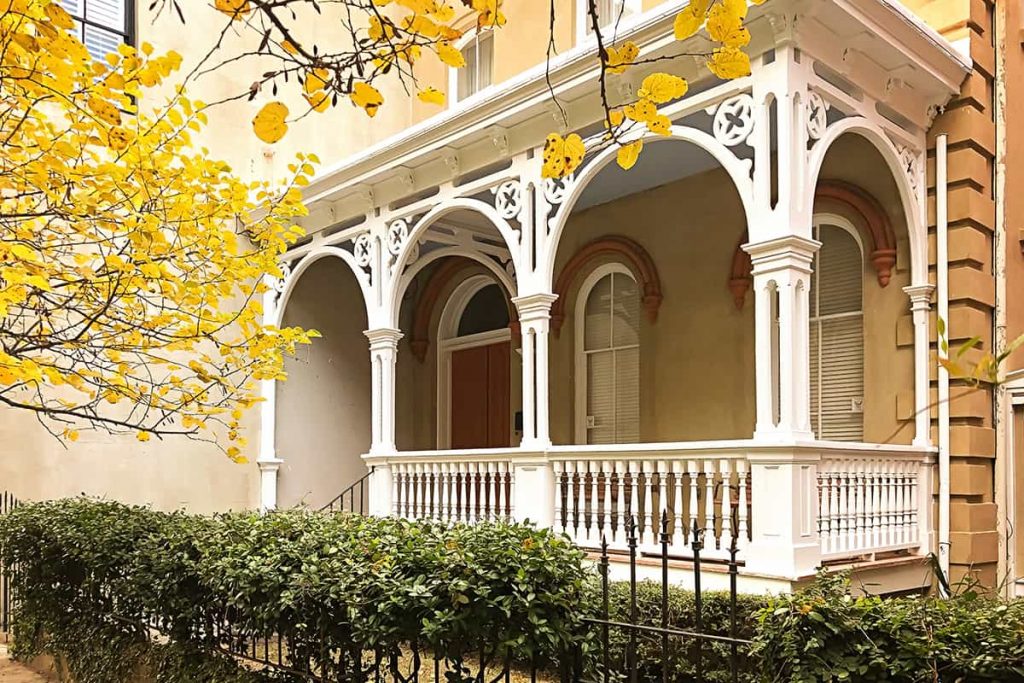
[904,285,935,447]
[365,328,402,517]
[258,283,284,511]
[365,327,402,453]
[744,236,819,441]
[513,293,558,449]
[745,450,822,578]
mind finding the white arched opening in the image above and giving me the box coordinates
[807,120,926,286]
[385,200,523,325]
[541,127,755,287]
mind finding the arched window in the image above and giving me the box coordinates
[575,264,640,444]
[810,218,865,441]
[449,30,494,103]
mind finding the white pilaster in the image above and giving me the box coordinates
[513,293,558,449]
[904,284,935,447]
[744,236,820,441]
[745,450,822,578]
[258,281,282,511]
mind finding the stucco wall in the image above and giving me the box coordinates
[277,258,372,509]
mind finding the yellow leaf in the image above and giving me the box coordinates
[607,41,639,74]
[351,82,383,117]
[617,140,643,170]
[417,86,446,105]
[304,68,329,94]
[87,96,121,126]
[637,73,688,104]
[706,3,750,47]
[67,430,79,442]
[541,133,586,179]
[436,41,466,68]
[136,431,151,442]
[252,101,289,143]
[44,2,75,30]
[673,7,703,40]
[304,90,331,113]
[624,98,656,123]
[431,2,455,21]
[214,0,251,19]
[647,114,671,136]
[707,46,751,79]
[281,39,299,55]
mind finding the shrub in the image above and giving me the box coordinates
[0,498,589,683]
[752,572,1024,682]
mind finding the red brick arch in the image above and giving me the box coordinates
[729,181,899,309]
[551,235,663,337]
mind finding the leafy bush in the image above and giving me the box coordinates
[752,572,1024,682]
[601,580,766,682]
[0,498,589,683]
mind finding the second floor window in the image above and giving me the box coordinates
[455,31,493,102]
[62,0,134,62]
[579,0,639,42]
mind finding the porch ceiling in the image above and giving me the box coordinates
[294,0,970,239]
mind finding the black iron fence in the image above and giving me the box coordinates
[1,491,20,641]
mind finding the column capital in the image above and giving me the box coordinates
[257,457,284,470]
[513,292,558,322]
[903,284,935,309]
[743,235,821,275]
[364,327,403,350]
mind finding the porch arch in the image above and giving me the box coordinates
[807,119,926,286]
[386,199,523,324]
[541,127,756,286]
[274,246,372,327]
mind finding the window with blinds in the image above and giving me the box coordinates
[61,0,134,62]
[581,269,640,444]
[456,31,493,101]
[809,223,865,441]
[585,0,616,34]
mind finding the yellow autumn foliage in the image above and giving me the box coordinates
[0,0,317,453]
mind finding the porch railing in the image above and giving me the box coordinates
[365,441,934,578]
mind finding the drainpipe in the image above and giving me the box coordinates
[936,134,951,594]
[992,0,1010,597]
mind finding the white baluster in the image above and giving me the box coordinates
[830,462,842,553]
[687,458,700,545]
[628,460,641,538]
[615,459,627,545]
[642,460,656,545]
[720,459,735,551]
[818,465,831,555]
[856,460,868,552]
[703,459,716,549]
[736,459,749,551]
[553,461,565,534]
[656,459,669,543]
[907,461,919,545]
[589,460,601,545]
[392,464,402,517]
[671,460,686,548]
[602,459,614,545]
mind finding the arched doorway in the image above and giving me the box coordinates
[276,257,371,508]
[437,276,512,449]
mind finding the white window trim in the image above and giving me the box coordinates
[810,213,865,440]
[448,28,495,106]
[573,262,639,444]
[575,0,642,45]
[436,275,512,449]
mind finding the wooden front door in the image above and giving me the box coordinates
[450,342,510,449]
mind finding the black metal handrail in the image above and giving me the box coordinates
[319,468,374,515]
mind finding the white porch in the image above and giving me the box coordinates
[258,0,969,590]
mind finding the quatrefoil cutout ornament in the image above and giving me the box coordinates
[713,94,755,147]
[386,220,409,256]
[353,233,373,267]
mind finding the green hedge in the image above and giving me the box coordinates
[0,499,589,682]
[4,499,1024,682]
[752,572,1024,682]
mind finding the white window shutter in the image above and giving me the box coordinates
[810,224,864,441]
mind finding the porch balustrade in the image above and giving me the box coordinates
[367,441,934,577]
